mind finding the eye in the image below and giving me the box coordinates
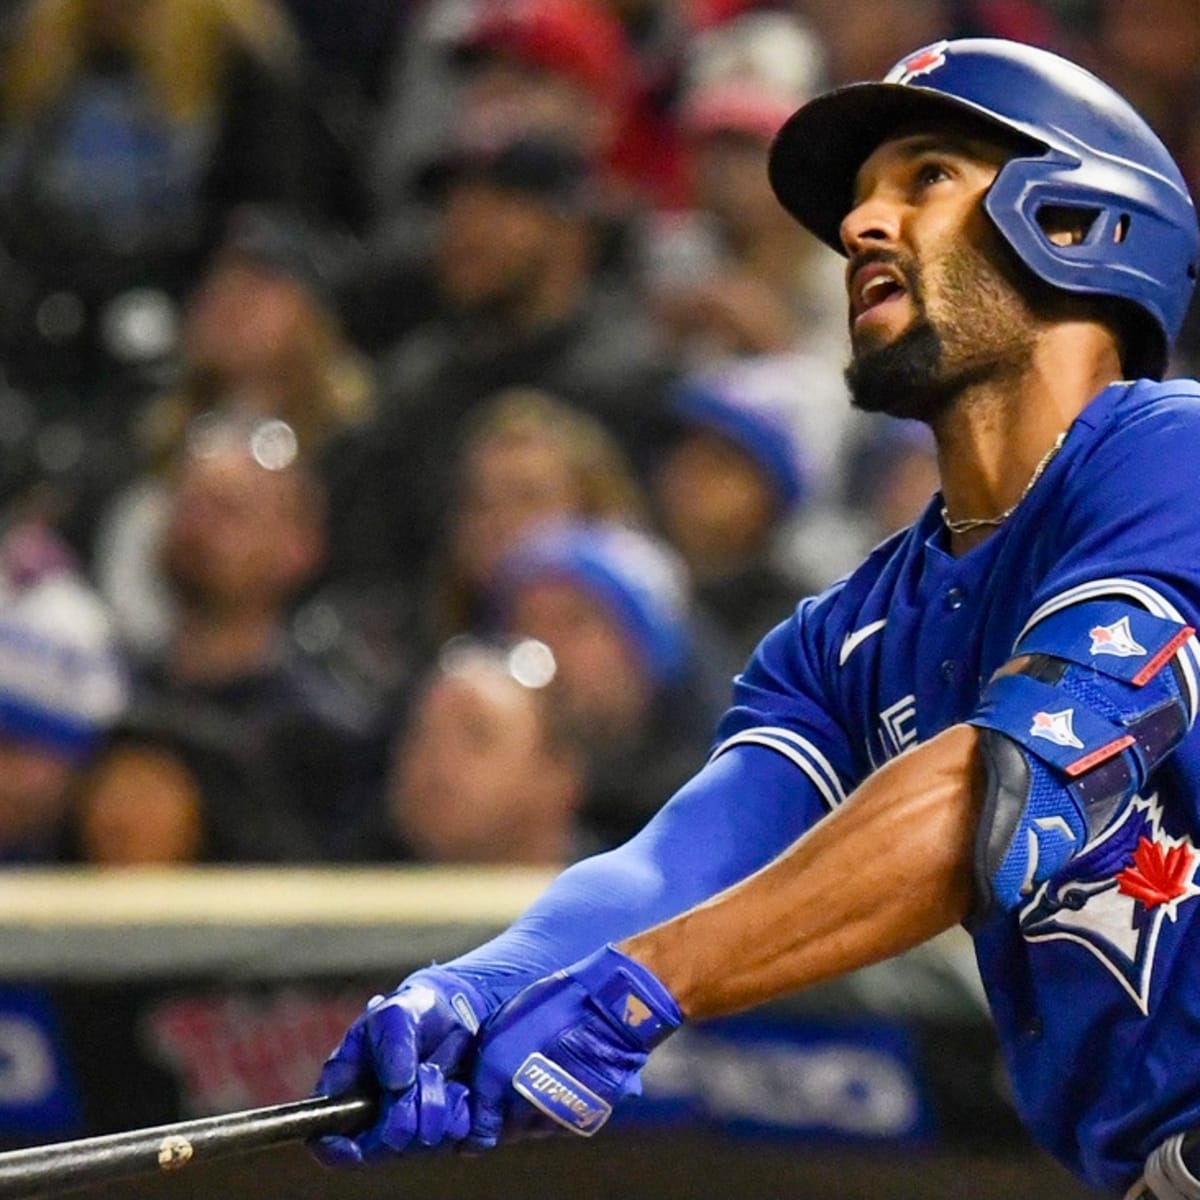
[913,159,952,190]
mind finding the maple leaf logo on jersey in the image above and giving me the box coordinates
[1020,795,1200,1013]
[1030,708,1085,750]
[884,41,949,85]
[1089,617,1148,659]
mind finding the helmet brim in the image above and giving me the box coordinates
[767,82,1039,255]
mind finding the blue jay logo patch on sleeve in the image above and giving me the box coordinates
[1020,794,1200,1014]
[1089,616,1148,658]
[1030,708,1085,749]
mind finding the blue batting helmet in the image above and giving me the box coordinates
[768,38,1199,377]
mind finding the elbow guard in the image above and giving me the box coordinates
[966,600,1195,925]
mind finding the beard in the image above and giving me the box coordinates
[844,234,1039,423]
[845,319,960,422]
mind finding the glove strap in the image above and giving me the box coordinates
[570,944,682,1050]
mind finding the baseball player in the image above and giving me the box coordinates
[314,39,1200,1199]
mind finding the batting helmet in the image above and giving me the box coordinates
[768,38,1199,377]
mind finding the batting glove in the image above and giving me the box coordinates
[467,944,682,1150]
[312,966,492,1165]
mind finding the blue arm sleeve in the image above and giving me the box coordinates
[449,741,830,991]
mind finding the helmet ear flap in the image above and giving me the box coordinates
[983,155,1197,376]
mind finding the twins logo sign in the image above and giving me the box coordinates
[1020,794,1200,1014]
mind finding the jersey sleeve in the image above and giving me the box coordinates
[1017,386,1200,717]
[708,590,860,820]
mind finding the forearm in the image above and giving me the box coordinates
[621,724,983,1021]
[452,745,828,991]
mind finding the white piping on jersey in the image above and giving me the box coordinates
[838,618,888,667]
[709,726,847,811]
[1016,577,1200,725]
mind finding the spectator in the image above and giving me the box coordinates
[71,706,313,864]
[844,417,941,541]
[370,0,635,226]
[1081,0,1200,180]
[652,361,819,660]
[646,10,844,366]
[785,417,940,584]
[0,521,127,862]
[425,387,647,650]
[797,0,953,86]
[93,205,376,652]
[350,131,676,587]
[493,519,731,846]
[128,415,374,861]
[0,0,316,401]
[380,636,589,865]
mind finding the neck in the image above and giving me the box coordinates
[932,324,1122,554]
[168,606,282,686]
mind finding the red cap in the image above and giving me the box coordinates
[682,80,800,142]
[457,0,631,104]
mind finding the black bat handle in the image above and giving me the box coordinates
[0,1094,376,1199]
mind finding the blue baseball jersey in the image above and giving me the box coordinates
[707,378,1200,1191]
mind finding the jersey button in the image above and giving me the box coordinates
[939,659,956,681]
[1025,1016,1043,1039]
[943,587,966,611]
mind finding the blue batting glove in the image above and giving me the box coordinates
[311,966,492,1166]
[467,944,682,1150]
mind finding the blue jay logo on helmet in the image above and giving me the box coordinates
[884,41,948,86]
[1021,794,1200,1014]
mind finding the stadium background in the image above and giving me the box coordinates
[0,1,1192,1196]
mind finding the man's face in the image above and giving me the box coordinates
[506,579,653,740]
[435,181,559,316]
[0,737,75,852]
[162,449,316,613]
[391,664,571,862]
[841,129,1041,421]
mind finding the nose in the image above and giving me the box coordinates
[839,193,902,256]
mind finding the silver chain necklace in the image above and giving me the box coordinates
[940,432,1067,535]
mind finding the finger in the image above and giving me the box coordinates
[366,995,421,1093]
[310,1134,364,1169]
[465,1086,505,1151]
[426,1022,472,1075]
[376,1085,420,1155]
[445,1081,471,1141]
[315,1015,370,1098]
[415,1062,453,1147]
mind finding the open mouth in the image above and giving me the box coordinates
[850,264,909,323]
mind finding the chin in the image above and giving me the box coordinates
[844,321,956,423]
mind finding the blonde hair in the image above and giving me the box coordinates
[426,389,647,645]
[3,0,301,125]
[139,307,375,472]
[462,389,646,526]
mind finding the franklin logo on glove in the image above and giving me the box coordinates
[512,1054,612,1135]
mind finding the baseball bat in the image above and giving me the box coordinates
[0,1093,375,1199]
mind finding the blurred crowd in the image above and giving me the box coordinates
[0,0,1196,869]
